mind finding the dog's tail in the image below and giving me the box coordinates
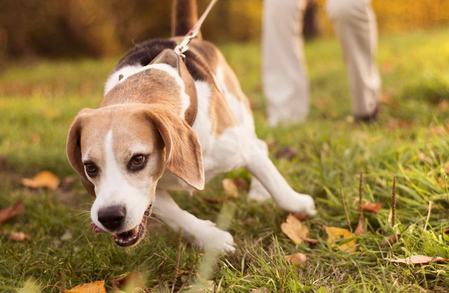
[172,0,202,40]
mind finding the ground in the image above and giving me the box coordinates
[1,28,449,292]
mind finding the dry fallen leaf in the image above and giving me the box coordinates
[285,253,307,265]
[275,147,298,161]
[303,237,319,245]
[111,271,145,291]
[418,151,433,164]
[354,214,365,236]
[325,226,357,252]
[21,171,60,190]
[360,202,383,214]
[292,212,308,222]
[386,255,449,265]
[66,281,107,293]
[0,199,25,225]
[251,287,270,293]
[222,178,239,198]
[8,232,32,242]
[201,197,223,204]
[232,178,248,191]
[281,214,309,244]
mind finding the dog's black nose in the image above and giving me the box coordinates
[98,206,126,231]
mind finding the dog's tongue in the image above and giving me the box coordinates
[91,222,107,233]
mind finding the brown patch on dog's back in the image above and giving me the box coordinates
[101,68,183,116]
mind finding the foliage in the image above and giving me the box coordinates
[1,0,449,59]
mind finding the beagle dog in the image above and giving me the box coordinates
[66,0,316,252]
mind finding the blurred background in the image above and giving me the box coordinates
[1,0,449,60]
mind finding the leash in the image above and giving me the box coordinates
[174,0,219,58]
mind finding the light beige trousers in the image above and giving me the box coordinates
[262,0,381,126]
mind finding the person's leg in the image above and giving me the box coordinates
[262,0,309,127]
[326,0,381,120]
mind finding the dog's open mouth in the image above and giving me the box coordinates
[91,204,152,248]
[113,222,146,247]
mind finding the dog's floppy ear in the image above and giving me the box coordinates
[66,108,96,196]
[143,105,205,190]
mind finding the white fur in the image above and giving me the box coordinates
[104,64,143,95]
[105,63,190,118]
[91,130,152,233]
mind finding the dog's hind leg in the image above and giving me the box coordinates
[247,139,271,202]
[245,141,316,215]
[153,189,236,253]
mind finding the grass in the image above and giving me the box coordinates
[2,28,449,292]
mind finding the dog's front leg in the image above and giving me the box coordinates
[153,189,236,253]
[245,145,316,215]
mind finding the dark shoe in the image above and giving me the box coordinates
[355,106,379,124]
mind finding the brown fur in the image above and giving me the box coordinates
[66,104,204,194]
[172,0,202,40]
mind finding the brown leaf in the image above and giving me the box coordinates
[380,234,401,247]
[201,197,222,204]
[60,176,76,190]
[280,214,309,244]
[386,255,449,265]
[21,171,60,190]
[437,101,449,111]
[0,199,25,225]
[387,118,411,129]
[285,253,307,265]
[31,134,41,144]
[292,212,308,222]
[232,178,248,191]
[444,227,449,234]
[111,271,145,291]
[8,232,31,242]
[66,281,107,293]
[325,226,357,252]
[360,202,383,214]
[418,151,433,164]
[275,147,298,161]
[354,214,365,236]
[222,178,239,198]
[303,237,319,245]
[251,288,270,293]
[430,126,448,136]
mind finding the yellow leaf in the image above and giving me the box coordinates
[21,171,60,190]
[325,226,357,252]
[222,178,239,198]
[285,253,307,265]
[66,281,106,293]
[281,214,309,244]
[111,271,145,291]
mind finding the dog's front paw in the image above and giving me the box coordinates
[191,222,236,254]
[278,192,316,216]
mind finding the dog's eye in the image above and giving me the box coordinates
[128,154,147,171]
[84,162,99,178]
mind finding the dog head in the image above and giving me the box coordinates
[66,103,204,247]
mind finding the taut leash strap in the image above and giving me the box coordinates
[174,0,219,58]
